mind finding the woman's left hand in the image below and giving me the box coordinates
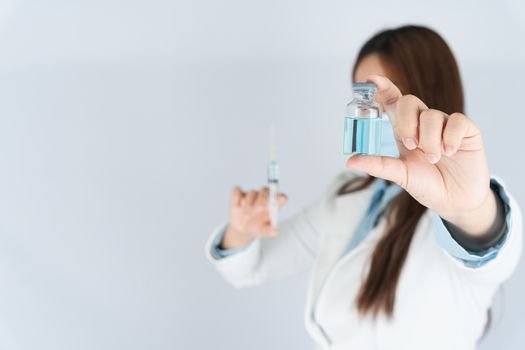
[346,75,498,236]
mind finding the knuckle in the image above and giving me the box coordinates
[397,94,417,108]
[428,108,444,115]
[446,113,472,134]
[403,94,418,103]
[420,109,444,122]
[448,112,473,127]
[419,109,432,121]
[449,112,466,120]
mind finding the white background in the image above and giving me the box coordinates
[0,0,524,349]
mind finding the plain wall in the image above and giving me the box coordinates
[0,0,524,349]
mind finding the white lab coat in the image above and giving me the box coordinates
[205,171,523,350]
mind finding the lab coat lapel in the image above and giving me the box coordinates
[308,183,376,302]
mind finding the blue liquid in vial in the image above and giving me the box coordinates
[343,117,382,155]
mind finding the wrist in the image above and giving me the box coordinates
[221,225,254,250]
[440,189,499,237]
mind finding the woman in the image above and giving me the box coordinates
[205,25,522,349]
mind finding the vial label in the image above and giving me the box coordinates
[343,117,382,155]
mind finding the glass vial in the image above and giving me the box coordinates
[343,82,382,155]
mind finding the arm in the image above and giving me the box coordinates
[346,75,522,284]
[204,172,359,288]
[432,177,522,284]
[439,178,507,254]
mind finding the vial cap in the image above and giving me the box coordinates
[352,82,376,91]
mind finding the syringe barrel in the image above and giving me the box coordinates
[268,181,279,227]
[267,160,279,182]
[267,158,279,227]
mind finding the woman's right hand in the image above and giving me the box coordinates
[221,186,288,250]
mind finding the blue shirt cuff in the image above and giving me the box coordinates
[209,224,250,259]
[432,177,512,268]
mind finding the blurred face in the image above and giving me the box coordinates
[353,53,388,83]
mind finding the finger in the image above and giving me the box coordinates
[255,187,269,208]
[442,113,472,156]
[239,192,247,207]
[244,191,257,208]
[418,109,446,164]
[260,224,278,237]
[365,75,403,117]
[230,186,243,207]
[346,155,407,188]
[396,94,428,150]
[278,193,288,208]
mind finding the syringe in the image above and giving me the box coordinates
[268,125,279,227]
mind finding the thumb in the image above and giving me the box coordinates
[346,155,407,188]
[278,193,288,208]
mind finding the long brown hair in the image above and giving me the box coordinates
[340,25,464,318]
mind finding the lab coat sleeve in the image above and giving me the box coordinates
[204,171,360,288]
[434,176,523,286]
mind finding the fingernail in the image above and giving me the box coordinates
[425,153,440,164]
[444,145,455,157]
[403,138,417,150]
